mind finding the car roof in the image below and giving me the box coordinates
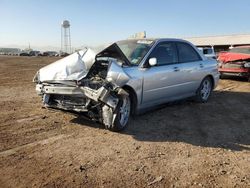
[118,38,191,44]
[154,38,190,43]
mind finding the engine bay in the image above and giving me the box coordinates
[80,59,110,89]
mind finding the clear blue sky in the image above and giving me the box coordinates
[1,0,250,48]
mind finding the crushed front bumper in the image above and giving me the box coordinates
[36,84,119,110]
[218,68,250,77]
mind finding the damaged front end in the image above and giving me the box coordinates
[218,49,250,79]
[218,59,250,77]
[34,44,131,131]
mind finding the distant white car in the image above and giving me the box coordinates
[198,47,216,59]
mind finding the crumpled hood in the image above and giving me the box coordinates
[35,43,130,83]
[218,52,250,63]
[37,48,96,82]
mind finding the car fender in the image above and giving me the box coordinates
[106,61,131,87]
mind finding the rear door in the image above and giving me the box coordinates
[176,42,204,95]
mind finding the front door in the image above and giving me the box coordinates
[142,42,184,105]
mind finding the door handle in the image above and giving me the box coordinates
[200,63,204,68]
[173,67,180,72]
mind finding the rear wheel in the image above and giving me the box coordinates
[195,77,213,103]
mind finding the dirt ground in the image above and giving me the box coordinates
[0,56,249,188]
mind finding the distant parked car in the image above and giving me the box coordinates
[198,47,216,59]
[29,51,41,56]
[19,52,30,56]
[34,38,219,131]
[42,51,58,57]
[60,52,69,57]
[218,46,250,81]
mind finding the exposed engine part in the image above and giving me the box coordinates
[79,86,119,109]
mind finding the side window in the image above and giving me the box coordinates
[149,42,178,66]
[177,42,201,63]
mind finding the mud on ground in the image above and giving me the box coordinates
[0,56,249,187]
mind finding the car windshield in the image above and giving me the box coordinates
[116,40,154,65]
[229,47,250,54]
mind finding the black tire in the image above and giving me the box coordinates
[195,77,213,103]
[107,94,131,132]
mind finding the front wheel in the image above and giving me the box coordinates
[105,94,131,132]
[195,77,213,103]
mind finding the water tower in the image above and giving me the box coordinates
[61,20,71,54]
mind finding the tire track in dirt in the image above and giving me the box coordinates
[0,134,72,157]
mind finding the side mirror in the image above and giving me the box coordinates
[149,57,157,67]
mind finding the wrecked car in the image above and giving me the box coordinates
[218,46,250,81]
[33,39,219,131]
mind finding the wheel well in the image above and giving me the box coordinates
[122,85,137,115]
[197,75,215,94]
[206,75,215,89]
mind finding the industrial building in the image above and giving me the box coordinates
[0,48,21,55]
[186,33,250,53]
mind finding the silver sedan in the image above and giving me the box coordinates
[34,38,219,131]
